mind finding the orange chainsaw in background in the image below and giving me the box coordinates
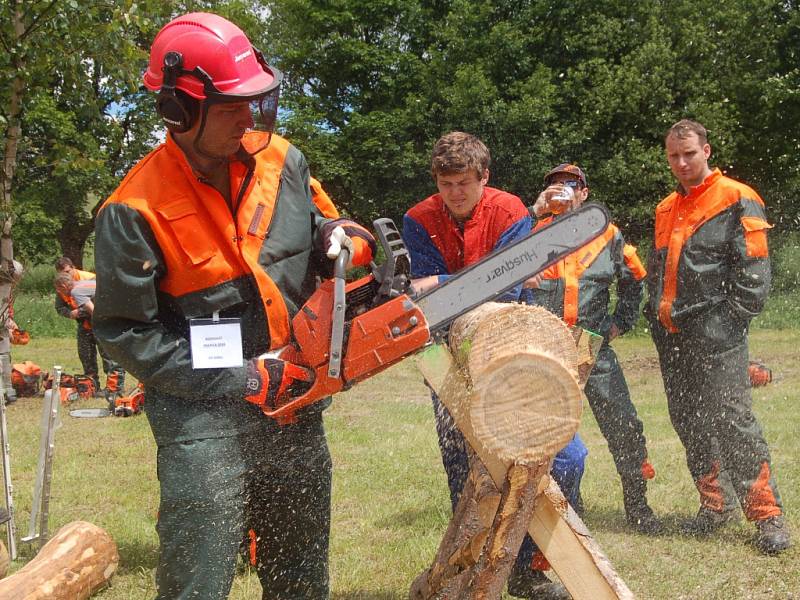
[261,203,611,424]
[113,383,145,417]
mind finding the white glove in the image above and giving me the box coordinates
[325,225,355,267]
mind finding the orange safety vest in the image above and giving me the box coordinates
[102,132,330,348]
[72,269,96,281]
[58,290,93,331]
[654,169,771,332]
[535,220,621,326]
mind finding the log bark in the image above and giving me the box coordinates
[0,540,8,579]
[410,454,500,599]
[466,461,550,600]
[0,521,119,599]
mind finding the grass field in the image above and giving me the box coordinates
[3,329,798,599]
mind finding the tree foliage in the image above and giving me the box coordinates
[1,0,268,266]
[1,1,171,265]
[263,0,800,242]
[3,0,799,269]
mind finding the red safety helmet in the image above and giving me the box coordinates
[143,12,282,136]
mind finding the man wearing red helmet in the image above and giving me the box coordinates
[93,12,375,599]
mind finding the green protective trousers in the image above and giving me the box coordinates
[651,325,783,521]
[154,412,332,600]
[77,325,116,383]
[583,343,648,481]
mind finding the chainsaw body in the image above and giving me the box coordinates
[263,219,430,424]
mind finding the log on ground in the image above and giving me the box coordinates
[0,521,119,600]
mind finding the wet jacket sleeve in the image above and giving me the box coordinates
[55,294,72,318]
[402,214,450,281]
[612,233,646,335]
[92,204,248,401]
[730,200,772,319]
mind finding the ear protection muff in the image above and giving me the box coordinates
[156,51,195,133]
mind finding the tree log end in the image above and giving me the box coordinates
[469,351,582,466]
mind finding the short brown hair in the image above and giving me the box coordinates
[53,272,74,289]
[430,131,490,179]
[666,119,708,145]
[55,256,74,271]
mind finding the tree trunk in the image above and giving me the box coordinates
[57,214,96,268]
[1,4,25,216]
[0,521,119,599]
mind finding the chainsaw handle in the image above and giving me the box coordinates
[328,248,349,378]
[259,361,344,426]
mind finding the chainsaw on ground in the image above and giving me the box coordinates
[113,383,145,417]
[266,203,610,424]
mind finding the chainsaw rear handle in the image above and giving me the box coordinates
[259,219,430,425]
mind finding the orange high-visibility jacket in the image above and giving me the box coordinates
[93,133,340,444]
[55,269,96,331]
[525,216,646,337]
[644,169,772,336]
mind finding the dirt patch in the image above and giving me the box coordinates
[620,355,660,373]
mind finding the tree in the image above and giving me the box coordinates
[4,1,272,267]
[2,1,176,267]
[0,0,61,355]
[264,0,800,242]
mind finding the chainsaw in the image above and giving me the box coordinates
[265,203,610,424]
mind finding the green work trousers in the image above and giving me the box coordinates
[77,325,116,383]
[651,325,782,520]
[583,343,648,481]
[154,412,332,599]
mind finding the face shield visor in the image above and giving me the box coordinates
[187,49,283,158]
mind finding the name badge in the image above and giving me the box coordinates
[189,315,244,369]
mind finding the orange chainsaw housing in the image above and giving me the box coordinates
[115,383,145,417]
[262,274,430,424]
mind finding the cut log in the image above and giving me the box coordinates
[0,540,7,579]
[416,302,634,599]
[468,351,583,466]
[0,521,119,599]
[440,360,632,598]
[448,302,579,382]
[446,303,583,467]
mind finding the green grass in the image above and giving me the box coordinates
[2,330,798,599]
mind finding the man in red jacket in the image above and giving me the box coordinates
[404,132,581,599]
